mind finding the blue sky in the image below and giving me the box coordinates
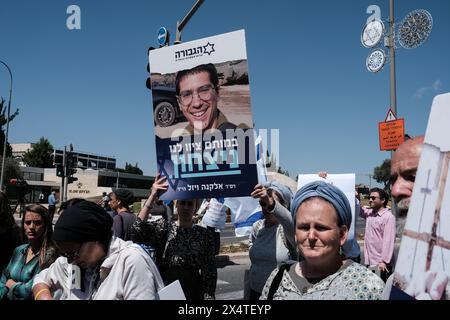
[0,0,449,186]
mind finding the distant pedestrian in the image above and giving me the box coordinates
[47,190,58,222]
[110,189,136,241]
[360,187,396,282]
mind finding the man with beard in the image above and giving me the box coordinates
[383,136,449,299]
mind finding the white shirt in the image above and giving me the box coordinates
[33,237,164,300]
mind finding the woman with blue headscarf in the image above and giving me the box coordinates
[247,181,297,300]
[260,181,384,300]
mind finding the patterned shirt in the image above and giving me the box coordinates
[132,218,217,299]
[260,261,385,300]
[0,244,41,300]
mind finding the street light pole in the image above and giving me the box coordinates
[388,0,397,161]
[174,0,205,45]
[0,60,13,191]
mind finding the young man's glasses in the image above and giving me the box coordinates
[369,196,380,200]
[177,85,215,106]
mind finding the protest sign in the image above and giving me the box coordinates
[149,30,257,200]
[391,93,450,300]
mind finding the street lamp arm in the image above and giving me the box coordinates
[175,0,205,44]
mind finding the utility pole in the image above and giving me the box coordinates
[60,146,66,203]
[63,146,68,202]
[388,0,397,160]
[174,0,205,45]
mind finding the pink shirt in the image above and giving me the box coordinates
[360,207,396,266]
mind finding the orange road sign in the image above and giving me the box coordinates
[379,118,405,151]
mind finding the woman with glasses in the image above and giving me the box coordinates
[0,204,57,300]
[260,181,384,300]
[32,200,164,300]
[131,172,217,300]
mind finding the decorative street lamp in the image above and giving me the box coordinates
[0,60,13,191]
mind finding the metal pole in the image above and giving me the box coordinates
[116,171,119,189]
[389,0,397,117]
[389,0,397,161]
[174,0,205,44]
[63,146,69,202]
[60,147,66,203]
[0,61,13,191]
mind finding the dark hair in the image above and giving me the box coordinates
[58,198,86,214]
[0,191,16,233]
[22,204,55,268]
[370,187,389,207]
[175,63,219,95]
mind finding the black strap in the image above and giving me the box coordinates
[267,263,292,300]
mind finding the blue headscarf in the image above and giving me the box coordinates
[263,181,294,210]
[291,181,352,229]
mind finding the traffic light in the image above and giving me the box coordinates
[56,164,64,177]
[65,151,78,184]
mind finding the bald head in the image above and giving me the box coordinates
[390,136,424,217]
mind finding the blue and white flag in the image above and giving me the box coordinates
[224,133,266,236]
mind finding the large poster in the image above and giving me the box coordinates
[391,93,450,300]
[149,30,257,200]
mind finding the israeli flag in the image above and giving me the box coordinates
[223,133,266,236]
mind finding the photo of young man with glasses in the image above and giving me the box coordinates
[359,187,396,281]
[175,63,247,135]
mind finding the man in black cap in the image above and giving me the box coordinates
[109,189,136,241]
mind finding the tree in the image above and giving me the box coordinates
[0,97,20,157]
[115,162,143,175]
[0,156,23,182]
[22,137,54,168]
[373,159,391,193]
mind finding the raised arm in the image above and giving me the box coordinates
[138,172,168,221]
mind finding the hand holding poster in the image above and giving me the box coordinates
[149,30,257,200]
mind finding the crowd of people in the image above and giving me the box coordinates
[1,131,446,300]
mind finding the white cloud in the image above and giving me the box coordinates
[432,79,442,91]
[413,79,443,99]
[413,87,428,99]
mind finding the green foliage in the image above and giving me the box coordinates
[115,162,143,175]
[0,97,19,157]
[0,156,23,182]
[22,137,54,168]
[373,159,391,193]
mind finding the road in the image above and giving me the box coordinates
[216,254,249,300]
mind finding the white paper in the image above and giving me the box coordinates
[158,280,186,300]
[393,93,450,299]
[201,199,227,230]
